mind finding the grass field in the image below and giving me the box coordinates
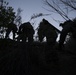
[0,39,76,75]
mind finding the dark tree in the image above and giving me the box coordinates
[14,8,22,28]
[0,0,16,38]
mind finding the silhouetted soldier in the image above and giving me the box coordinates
[5,22,18,40]
[38,19,57,46]
[59,20,73,50]
[72,19,76,38]
[17,22,35,42]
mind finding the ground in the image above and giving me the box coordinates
[0,39,76,75]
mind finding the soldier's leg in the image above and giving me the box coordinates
[22,36,27,42]
[5,30,10,39]
[59,31,67,50]
[17,34,23,42]
[28,34,33,43]
[12,32,15,40]
[39,35,44,42]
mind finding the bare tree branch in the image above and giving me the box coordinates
[45,0,68,20]
[30,13,51,21]
[43,0,76,21]
[60,0,76,10]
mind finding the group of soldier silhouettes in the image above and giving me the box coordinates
[5,21,35,42]
[4,18,76,49]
